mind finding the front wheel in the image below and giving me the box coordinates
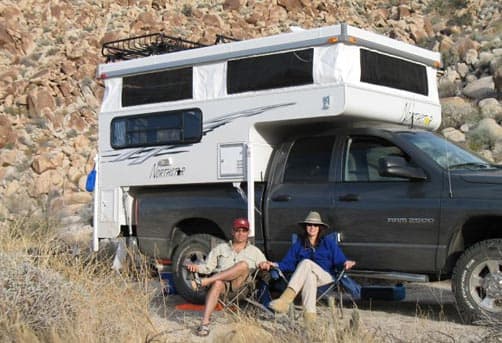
[451,239,502,323]
[172,234,223,304]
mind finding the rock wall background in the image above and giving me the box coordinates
[0,0,500,226]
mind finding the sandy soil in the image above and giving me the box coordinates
[147,280,496,343]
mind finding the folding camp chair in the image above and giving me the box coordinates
[217,268,275,318]
[267,232,361,318]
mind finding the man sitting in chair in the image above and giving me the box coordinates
[262,211,356,326]
[186,217,270,337]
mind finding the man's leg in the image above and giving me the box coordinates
[201,280,225,326]
[200,261,249,288]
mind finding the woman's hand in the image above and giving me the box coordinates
[344,260,356,270]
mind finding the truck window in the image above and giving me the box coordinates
[110,108,202,149]
[283,136,334,183]
[227,49,313,94]
[122,67,192,107]
[344,136,408,182]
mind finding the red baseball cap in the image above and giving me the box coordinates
[232,218,249,230]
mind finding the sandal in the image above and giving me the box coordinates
[195,324,210,337]
[190,272,203,291]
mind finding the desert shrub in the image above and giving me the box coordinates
[0,216,157,343]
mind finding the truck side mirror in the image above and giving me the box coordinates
[378,155,427,180]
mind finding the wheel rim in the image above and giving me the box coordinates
[468,258,502,313]
[180,248,208,289]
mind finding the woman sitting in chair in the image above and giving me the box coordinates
[265,211,356,325]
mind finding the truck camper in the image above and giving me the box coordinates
[93,24,502,322]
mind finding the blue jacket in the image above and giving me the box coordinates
[277,235,347,274]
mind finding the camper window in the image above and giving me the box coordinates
[110,108,202,149]
[227,48,313,94]
[122,67,192,107]
[360,49,428,96]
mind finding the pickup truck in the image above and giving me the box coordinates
[130,125,502,323]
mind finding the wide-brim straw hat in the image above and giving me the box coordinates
[298,211,329,228]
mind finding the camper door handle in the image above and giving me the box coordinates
[271,194,292,202]
[338,193,359,202]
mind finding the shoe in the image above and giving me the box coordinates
[269,287,296,313]
[195,324,210,336]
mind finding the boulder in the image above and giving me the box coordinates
[462,76,495,99]
[32,154,57,174]
[27,87,56,116]
[223,0,247,11]
[442,127,465,143]
[471,118,502,144]
[440,97,479,127]
[0,115,16,148]
[479,98,502,120]
[278,0,303,11]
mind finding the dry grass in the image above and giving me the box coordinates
[0,215,158,343]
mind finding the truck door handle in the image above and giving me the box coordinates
[339,193,359,201]
[271,194,292,202]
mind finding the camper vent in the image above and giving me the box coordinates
[102,33,239,62]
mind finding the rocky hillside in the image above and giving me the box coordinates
[0,0,500,226]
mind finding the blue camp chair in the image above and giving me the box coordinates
[265,232,361,313]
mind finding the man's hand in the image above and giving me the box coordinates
[344,260,356,270]
[186,264,199,273]
[258,261,277,271]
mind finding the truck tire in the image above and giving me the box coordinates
[451,239,502,323]
[172,234,223,304]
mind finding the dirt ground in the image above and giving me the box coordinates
[146,280,498,343]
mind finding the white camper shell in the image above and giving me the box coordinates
[93,23,441,250]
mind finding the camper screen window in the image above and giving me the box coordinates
[122,67,192,106]
[360,49,428,96]
[110,108,202,149]
[227,48,313,94]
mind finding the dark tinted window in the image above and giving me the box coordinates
[111,108,202,149]
[360,49,428,95]
[122,67,192,107]
[284,136,334,183]
[227,49,313,94]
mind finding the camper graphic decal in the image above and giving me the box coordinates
[101,102,296,166]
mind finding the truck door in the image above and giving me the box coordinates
[263,135,336,261]
[333,134,441,273]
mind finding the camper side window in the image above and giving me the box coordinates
[360,49,428,96]
[227,49,313,94]
[110,108,202,149]
[122,67,192,107]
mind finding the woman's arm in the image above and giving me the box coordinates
[277,241,301,273]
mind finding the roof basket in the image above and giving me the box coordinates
[102,33,207,62]
[102,33,241,62]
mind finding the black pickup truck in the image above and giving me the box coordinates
[130,125,502,323]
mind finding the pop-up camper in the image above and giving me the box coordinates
[94,23,441,249]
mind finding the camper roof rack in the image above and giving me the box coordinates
[102,33,240,62]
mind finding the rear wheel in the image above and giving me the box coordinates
[172,234,223,304]
[452,239,502,323]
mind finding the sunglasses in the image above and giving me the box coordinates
[233,228,249,233]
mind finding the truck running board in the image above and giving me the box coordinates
[348,270,429,283]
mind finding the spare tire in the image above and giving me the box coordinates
[172,234,224,304]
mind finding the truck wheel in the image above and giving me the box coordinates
[172,234,223,304]
[452,239,502,323]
